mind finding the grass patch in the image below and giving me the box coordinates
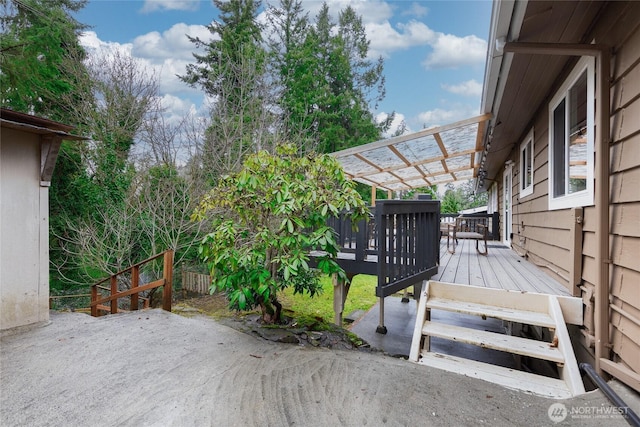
[278,274,378,323]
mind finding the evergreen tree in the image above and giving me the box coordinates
[266,0,318,149]
[0,0,88,120]
[336,5,390,146]
[314,3,390,153]
[181,0,270,180]
[267,1,389,154]
[440,181,488,213]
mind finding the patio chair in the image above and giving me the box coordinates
[446,216,488,255]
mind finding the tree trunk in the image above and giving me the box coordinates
[258,295,283,324]
[271,296,282,324]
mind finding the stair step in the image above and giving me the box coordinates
[410,281,586,398]
[427,297,556,328]
[417,351,572,399]
[422,320,564,363]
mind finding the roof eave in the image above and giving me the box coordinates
[476,0,528,193]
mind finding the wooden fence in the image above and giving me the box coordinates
[182,271,211,294]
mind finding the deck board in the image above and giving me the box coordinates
[468,243,485,288]
[433,239,570,296]
[490,245,537,291]
[330,238,570,297]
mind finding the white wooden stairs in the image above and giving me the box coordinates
[410,280,585,399]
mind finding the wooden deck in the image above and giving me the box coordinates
[433,238,571,296]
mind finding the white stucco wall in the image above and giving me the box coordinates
[0,127,50,330]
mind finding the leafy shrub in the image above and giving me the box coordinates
[193,144,367,323]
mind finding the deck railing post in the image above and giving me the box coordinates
[377,206,387,294]
[131,265,139,310]
[91,285,97,317]
[162,250,174,312]
[435,210,441,264]
[375,203,388,335]
[355,218,366,261]
[110,276,118,314]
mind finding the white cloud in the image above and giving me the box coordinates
[422,34,486,69]
[132,23,213,63]
[367,20,435,58]
[416,104,479,129]
[402,2,428,18]
[417,108,460,127]
[159,93,198,123]
[156,58,198,95]
[303,0,394,24]
[80,31,132,55]
[141,0,200,13]
[112,23,215,97]
[357,11,486,67]
[80,28,206,101]
[376,111,409,138]
[441,79,483,97]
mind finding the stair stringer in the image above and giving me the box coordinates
[409,280,585,398]
[547,294,585,396]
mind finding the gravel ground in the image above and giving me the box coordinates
[0,309,633,427]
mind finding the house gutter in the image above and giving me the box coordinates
[476,0,527,193]
[503,42,611,377]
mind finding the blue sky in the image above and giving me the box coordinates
[75,0,492,135]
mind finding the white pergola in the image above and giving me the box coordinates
[331,114,491,195]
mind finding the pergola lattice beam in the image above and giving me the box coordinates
[332,114,491,192]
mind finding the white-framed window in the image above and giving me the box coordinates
[548,56,595,210]
[487,183,498,214]
[519,128,534,198]
[503,162,513,246]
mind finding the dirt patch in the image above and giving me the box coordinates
[173,293,235,319]
[173,293,375,352]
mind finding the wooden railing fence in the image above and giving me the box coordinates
[182,271,211,294]
[90,250,174,317]
[321,200,441,331]
[323,200,441,298]
[375,200,440,299]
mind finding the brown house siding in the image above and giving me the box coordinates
[510,119,575,293]
[595,0,640,378]
[503,1,640,378]
[583,2,640,380]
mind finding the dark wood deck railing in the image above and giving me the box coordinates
[321,200,441,331]
[90,250,174,317]
[375,200,440,299]
[326,200,441,287]
[326,212,378,275]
